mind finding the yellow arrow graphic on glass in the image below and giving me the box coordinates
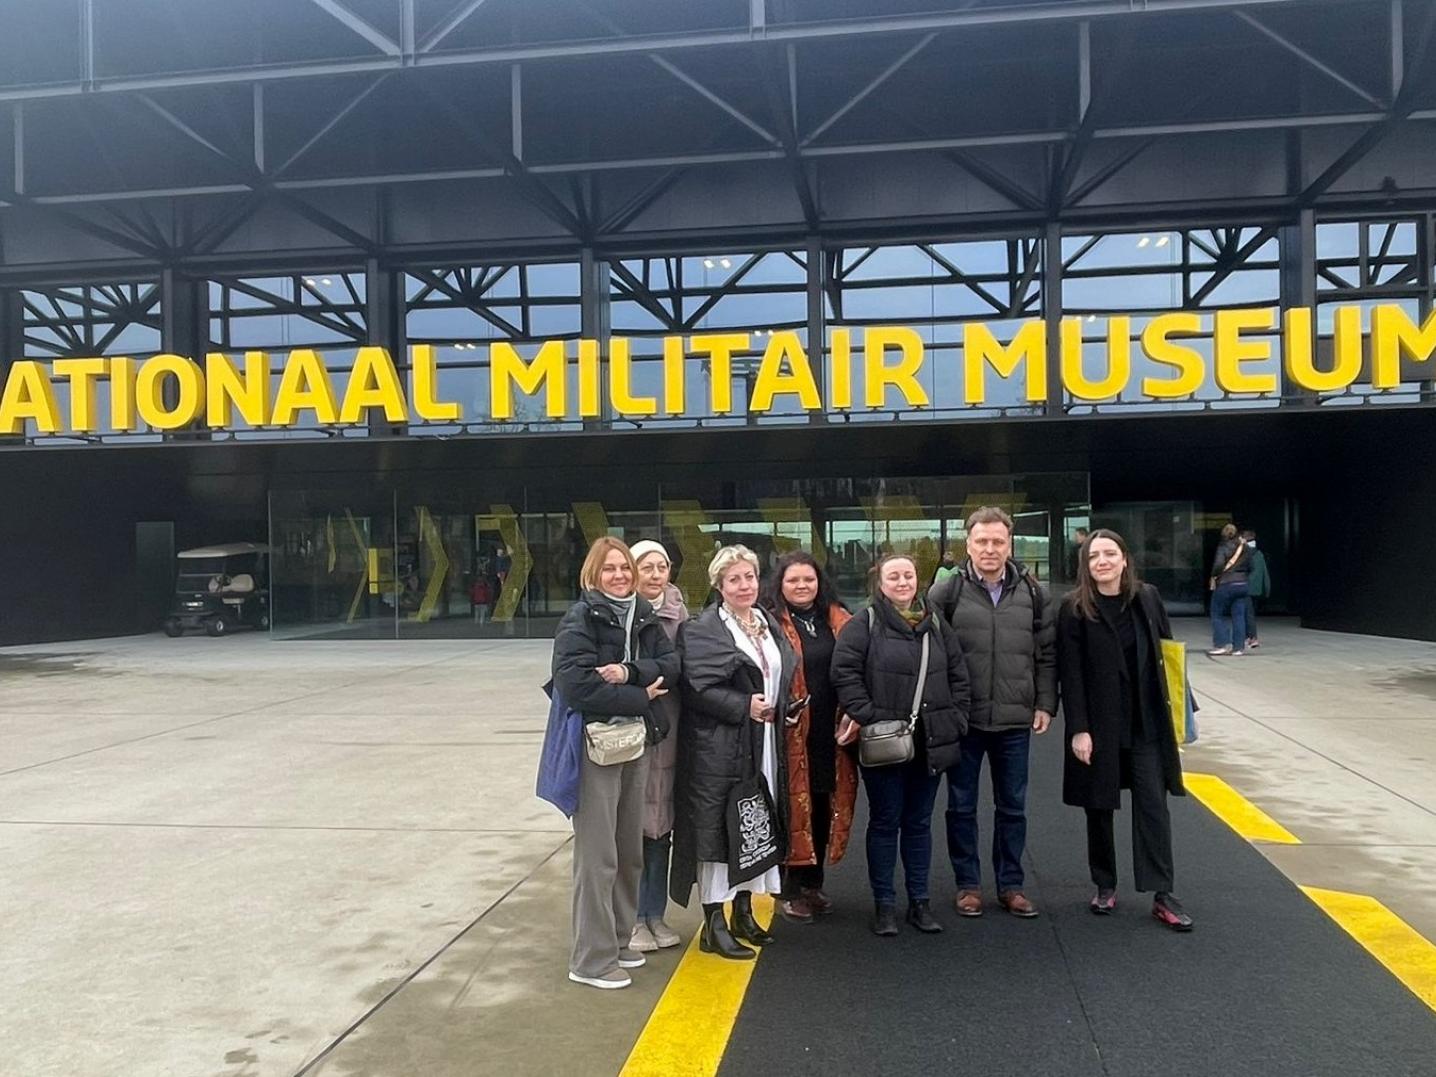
[572,501,612,548]
[860,495,939,586]
[412,506,450,623]
[757,498,827,566]
[661,499,714,609]
[343,510,370,623]
[478,506,531,623]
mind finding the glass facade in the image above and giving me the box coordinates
[269,473,1089,639]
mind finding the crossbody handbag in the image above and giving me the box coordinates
[858,607,930,768]
[583,718,647,766]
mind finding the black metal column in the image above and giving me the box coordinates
[366,256,406,436]
[580,247,610,428]
[0,287,22,442]
[806,235,827,424]
[1278,208,1316,406]
[160,267,206,435]
[1042,220,1064,417]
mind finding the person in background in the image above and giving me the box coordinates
[1208,523,1252,657]
[832,554,971,937]
[469,573,492,624]
[929,506,1056,920]
[1240,530,1270,650]
[760,551,858,924]
[1058,528,1192,931]
[627,540,689,954]
[671,545,797,960]
[932,549,959,586]
[1066,527,1089,582]
[552,538,680,989]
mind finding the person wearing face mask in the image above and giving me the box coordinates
[759,551,858,924]
[1058,529,1192,932]
[626,540,689,953]
[552,537,681,989]
[670,545,798,960]
[831,554,972,937]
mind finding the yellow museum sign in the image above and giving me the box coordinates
[1,303,1433,435]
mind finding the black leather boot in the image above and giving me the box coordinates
[730,892,776,947]
[906,899,943,934]
[700,904,755,960]
[872,903,899,937]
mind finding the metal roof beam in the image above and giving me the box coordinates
[0,0,1314,104]
[307,0,401,57]
[1232,10,1384,109]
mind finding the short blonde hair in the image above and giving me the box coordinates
[707,544,761,589]
[580,537,637,591]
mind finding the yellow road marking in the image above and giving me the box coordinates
[620,896,773,1077]
[1301,887,1436,1012]
[1184,772,1301,844]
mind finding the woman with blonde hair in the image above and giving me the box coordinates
[670,544,798,960]
[551,537,680,989]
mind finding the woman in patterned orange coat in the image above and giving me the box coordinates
[761,551,859,923]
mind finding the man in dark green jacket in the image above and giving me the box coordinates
[1240,529,1270,649]
[928,506,1058,919]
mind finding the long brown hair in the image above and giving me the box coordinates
[1066,528,1141,620]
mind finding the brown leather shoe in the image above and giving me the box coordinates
[999,890,1039,918]
[800,888,834,916]
[778,897,815,924]
[954,889,983,917]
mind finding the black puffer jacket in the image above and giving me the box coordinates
[550,591,681,743]
[928,560,1056,733]
[1211,539,1252,586]
[669,605,796,907]
[830,598,972,774]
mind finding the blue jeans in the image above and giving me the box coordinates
[1240,595,1259,642]
[1211,582,1249,649]
[638,832,671,921]
[862,758,941,905]
[945,728,1031,892]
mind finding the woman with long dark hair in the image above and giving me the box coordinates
[759,551,859,923]
[1057,529,1193,931]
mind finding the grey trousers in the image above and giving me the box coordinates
[571,748,650,978]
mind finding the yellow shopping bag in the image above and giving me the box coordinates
[1160,639,1197,743]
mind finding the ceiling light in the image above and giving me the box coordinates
[1136,237,1150,248]
[720,258,732,269]
[303,277,316,286]
[1155,235,1170,248]
[703,259,715,269]
[321,277,333,285]
[1086,314,1096,323]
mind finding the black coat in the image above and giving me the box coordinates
[550,591,681,743]
[669,605,797,907]
[1057,584,1186,810]
[830,598,972,774]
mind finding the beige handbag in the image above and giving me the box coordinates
[583,719,647,766]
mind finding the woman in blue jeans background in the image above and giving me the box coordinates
[831,554,971,937]
[1208,523,1252,657]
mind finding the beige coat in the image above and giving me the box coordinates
[643,583,688,839]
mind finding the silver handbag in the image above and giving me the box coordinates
[858,621,929,768]
[583,719,647,766]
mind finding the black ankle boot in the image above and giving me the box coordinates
[906,899,943,934]
[700,904,755,960]
[871,902,899,937]
[730,892,776,946]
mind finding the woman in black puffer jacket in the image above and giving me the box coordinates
[832,553,972,938]
[552,537,680,991]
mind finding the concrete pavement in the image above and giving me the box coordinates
[0,620,1432,1075]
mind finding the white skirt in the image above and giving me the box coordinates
[697,718,783,904]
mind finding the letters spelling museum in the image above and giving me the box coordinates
[3,303,1431,435]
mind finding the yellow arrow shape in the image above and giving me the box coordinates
[342,510,370,623]
[757,497,827,566]
[412,506,450,623]
[479,506,532,623]
[660,499,714,610]
[572,501,612,548]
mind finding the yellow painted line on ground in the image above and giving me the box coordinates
[1184,772,1301,845]
[1301,886,1436,1012]
[620,896,773,1077]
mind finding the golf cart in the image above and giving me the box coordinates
[162,543,271,637]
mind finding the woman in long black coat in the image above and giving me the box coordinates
[1057,528,1193,931]
[670,544,797,961]
[831,553,971,938]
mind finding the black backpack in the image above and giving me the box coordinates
[939,569,1043,639]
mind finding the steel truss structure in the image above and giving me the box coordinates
[2,0,1436,443]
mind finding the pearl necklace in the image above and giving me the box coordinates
[727,606,768,641]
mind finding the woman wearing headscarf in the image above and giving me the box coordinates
[831,553,971,937]
[626,539,689,953]
[759,550,858,923]
[551,537,680,989]
[1058,528,1193,931]
[670,544,798,960]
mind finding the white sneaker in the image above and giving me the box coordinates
[648,918,682,948]
[629,923,659,953]
[568,969,631,990]
[617,948,646,969]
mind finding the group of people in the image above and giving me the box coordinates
[1208,524,1271,656]
[549,508,1194,992]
